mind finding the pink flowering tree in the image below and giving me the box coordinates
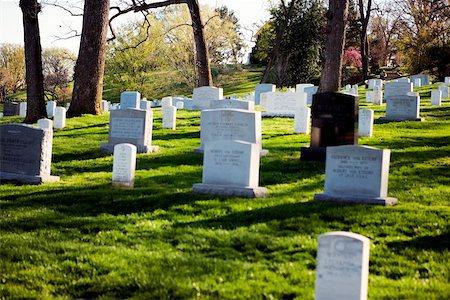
[343,47,362,67]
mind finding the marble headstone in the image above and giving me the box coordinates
[384,82,413,102]
[263,92,306,117]
[439,85,449,98]
[210,99,254,111]
[112,143,137,188]
[254,84,275,105]
[358,109,374,137]
[410,74,430,86]
[192,86,223,110]
[382,93,422,121]
[304,86,319,105]
[46,101,56,117]
[294,106,311,134]
[101,100,109,112]
[37,119,53,131]
[53,107,67,129]
[162,105,177,130]
[431,90,442,106]
[120,91,141,109]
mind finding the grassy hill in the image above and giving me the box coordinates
[0,83,449,299]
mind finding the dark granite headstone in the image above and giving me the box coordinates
[3,102,20,116]
[301,92,358,161]
[0,124,59,184]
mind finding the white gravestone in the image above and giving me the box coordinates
[193,140,267,198]
[294,106,311,134]
[314,145,397,205]
[410,74,430,86]
[368,79,383,90]
[315,232,370,300]
[37,119,53,131]
[305,86,318,105]
[0,113,3,118]
[140,100,152,110]
[431,90,442,106]
[192,86,223,110]
[102,100,109,112]
[46,101,56,117]
[384,82,413,102]
[162,105,177,130]
[120,91,140,109]
[112,143,137,188]
[175,101,184,109]
[195,109,268,156]
[358,109,374,137]
[365,91,373,103]
[100,109,159,154]
[372,89,383,105]
[254,84,275,105]
[397,77,410,83]
[263,92,306,117]
[349,87,358,96]
[210,99,254,111]
[19,102,27,117]
[439,85,449,98]
[445,77,450,85]
[344,84,352,91]
[259,92,269,110]
[295,83,314,93]
[65,103,70,109]
[53,107,67,129]
[382,93,422,121]
[413,78,421,87]
[161,97,173,107]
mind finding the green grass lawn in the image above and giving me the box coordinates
[0,84,449,299]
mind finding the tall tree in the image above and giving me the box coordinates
[67,0,110,117]
[19,0,46,123]
[358,0,372,80]
[318,0,349,93]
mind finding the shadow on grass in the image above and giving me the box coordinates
[387,231,450,252]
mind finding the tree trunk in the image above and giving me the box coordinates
[186,0,212,87]
[20,0,46,123]
[68,0,109,117]
[359,0,372,81]
[318,0,349,93]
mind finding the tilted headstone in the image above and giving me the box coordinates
[162,105,177,130]
[210,99,254,111]
[254,84,275,105]
[314,145,397,205]
[46,101,56,117]
[382,93,422,121]
[3,102,20,116]
[315,232,370,300]
[112,143,137,188]
[37,119,53,131]
[101,100,109,112]
[100,109,159,154]
[120,91,140,109]
[301,93,358,161]
[262,92,306,117]
[192,86,223,110]
[195,109,267,156]
[294,106,311,134]
[305,86,319,105]
[410,74,430,86]
[19,102,27,117]
[53,107,67,129]
[431,90,442,106]
[439,85,449,98]
[0,124,60,184]
[384,82,413,102]
[193,140,267,198]
[358,109,374,137]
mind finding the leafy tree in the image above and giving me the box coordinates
[249,22,276,65]
[0,44,25,101]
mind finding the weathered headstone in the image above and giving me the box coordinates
[314,145,397,205]
[120,91,140,109]
[192,86,223,110]
[162,105,177,130]
[210,99,254,111]
[46,101,56,117]
[37,119,53,131]
[358,109,374,137]
[19,102,27,117]
[431,90,442,106]
[384,82,413,102]
[112,143,137,188]
[410,74,430,86]
[305,86,319,105]
[315,232,370,300]
[301,93,358,161]
[193,140,267,198]
[439,85,449,98]
[294,106,311,134]
[262,92,306,117]
[3,102,20,116]
[0,124,60,184]
[195,109,267,156]
[100,109,159,154]
[382,93,422,121]
[254,84,275,105]
[53,107,67,129]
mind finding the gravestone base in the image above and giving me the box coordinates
[194,147,269,157]
[0,172,60,185]
[314,193,398,206]
[193,183,267,198]
[112,180,134,188]
[378,117,424,122]
[300,146,326,162]
[100,143,159,154]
